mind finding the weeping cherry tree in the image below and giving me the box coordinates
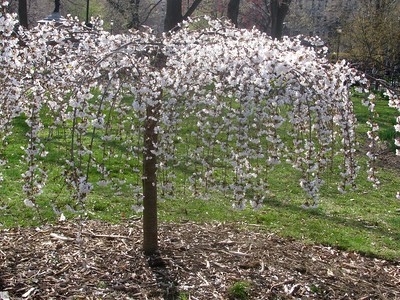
[1,3,399,254]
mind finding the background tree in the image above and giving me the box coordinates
[270,0,291,39]
[164,0,183,31]
[231,0,291,39]
[128,0,140,29]
[164,0,203,31]
[106,0,141,30]
[284,0,312,36]
[227,0,240,26]
[105,0,164,31]
[18,0,28,28]
[341,0,400,87]
[54,0,60,13]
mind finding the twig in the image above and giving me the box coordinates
[53,264,71,276]
[49,233,74,241]
[220,250,251,257]
[22,287,35,298]
[82,230,133,240]
[269,279,294,293]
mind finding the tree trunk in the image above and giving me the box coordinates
[128,0,140,29]
[142,52,167,256]
[143,102,160,255]
[183,0,203,19]
[54,0,60,13]
[164,0,203,32]
[227,0,240,26]
[18,0,28,28]
[86,0,90,25]
[270,0,291,39]
[164,0,183,31]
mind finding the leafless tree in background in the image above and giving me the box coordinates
[270,0,291,39]
[227,0,240,26]
[164,0,203,31]
[18,0,29,28]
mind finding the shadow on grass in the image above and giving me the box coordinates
[261,198,399,258]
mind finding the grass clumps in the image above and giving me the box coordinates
[228,281,252,300]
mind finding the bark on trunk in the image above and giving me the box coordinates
[270,0,291,40]
[227,0,240,26]
[54,0,60,13]
[164,0,183,31]
[164,0,203,32]
[128,0,140,29]
[18,0,28,28]
[142,52,167,255]
[143,102,160,255]
[183,0,203,19]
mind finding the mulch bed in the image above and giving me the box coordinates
[1,220,399,299]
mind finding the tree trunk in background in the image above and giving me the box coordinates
[54,0,60,13]
[270,0,291,39]
[183,0,203,19]
[128,0,140,29]
[18,0,28,28]
[227,0,240,26]
[164,0,203,31]
[164,0,183,31]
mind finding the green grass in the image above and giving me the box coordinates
[227,281,251,300]
[0,94,399,261]
[352,91,398,150]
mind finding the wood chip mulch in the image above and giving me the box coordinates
[0,220,399,299]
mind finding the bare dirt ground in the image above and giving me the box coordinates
[1,220,399,299]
